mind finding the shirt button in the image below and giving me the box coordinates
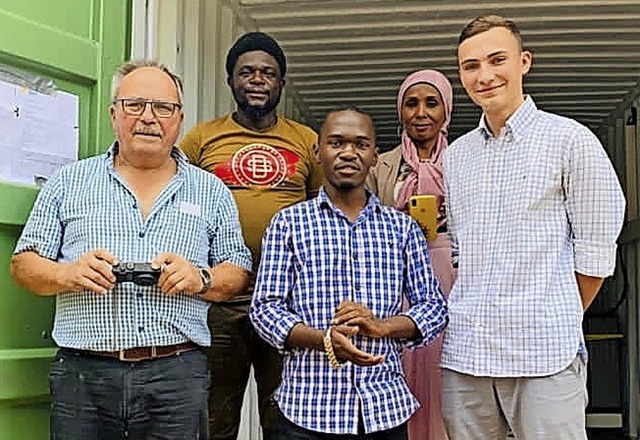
[138,231,145,238]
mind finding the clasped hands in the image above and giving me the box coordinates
[327,300,386,367]
[58,248,204,296]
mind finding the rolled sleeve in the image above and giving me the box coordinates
[565,127,625,278]
[14,169,64,259]
[209,183,252,271]
[249,214,302,351]
[401,220,448,349]
[574,239,618,277]
[252,303,302,353]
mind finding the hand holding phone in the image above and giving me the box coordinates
[408,195,438,241]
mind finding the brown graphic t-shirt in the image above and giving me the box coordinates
[180,115,323,301]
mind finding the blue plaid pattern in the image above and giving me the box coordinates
[442,97,626,377]
[250,188,448,434]
[14,144,252,351]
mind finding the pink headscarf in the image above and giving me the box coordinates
[394,69,453,213]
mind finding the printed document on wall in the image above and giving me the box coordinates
[0,78,79,186]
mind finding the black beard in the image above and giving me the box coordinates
[335,180,358,190]
[234,89,281,120]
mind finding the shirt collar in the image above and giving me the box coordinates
[316,186,382,215]
[105,141,190,173]
[478,95,538,142]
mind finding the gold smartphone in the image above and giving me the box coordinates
[408,195,438,241]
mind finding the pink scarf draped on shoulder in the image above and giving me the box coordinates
[394,70,453,215]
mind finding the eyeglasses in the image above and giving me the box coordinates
[113,98,182,118]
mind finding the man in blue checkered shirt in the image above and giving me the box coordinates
[10,61,252,440]
[441,15,626,440]
[250,108,448,439]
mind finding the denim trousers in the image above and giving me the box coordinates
[49,347,210,440]
[272,409,407,440]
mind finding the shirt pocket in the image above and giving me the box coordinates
[521,164,564,216]
[517,164,567,240]
[162,211,210,265]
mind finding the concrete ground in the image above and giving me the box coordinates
[506,429,626,439]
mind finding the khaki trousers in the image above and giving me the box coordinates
[442,356,588,440]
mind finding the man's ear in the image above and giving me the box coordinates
[313,143,321,162]
[521,50,532,76]
[226,76,233,88]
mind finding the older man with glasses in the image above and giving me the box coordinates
[10,60,252,440]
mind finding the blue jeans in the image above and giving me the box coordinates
[49,347,210,440]
[272,409,407,440]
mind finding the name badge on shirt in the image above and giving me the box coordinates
[179,201,201,217]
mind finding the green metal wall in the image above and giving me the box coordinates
[0,1,130,437]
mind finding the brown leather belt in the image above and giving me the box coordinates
[83,341,199,362]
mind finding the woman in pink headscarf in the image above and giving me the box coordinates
[366,69,456,440]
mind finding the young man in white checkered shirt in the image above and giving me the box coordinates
[441,14,626,440]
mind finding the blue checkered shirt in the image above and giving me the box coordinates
[14,143,252,351]
[442,97,626,377]
[250,188,448,434]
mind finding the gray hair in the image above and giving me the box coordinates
[111,60,184,103]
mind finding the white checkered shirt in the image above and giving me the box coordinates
[250,188,448,434]
[442,97,625,377]
[14,143,252,351]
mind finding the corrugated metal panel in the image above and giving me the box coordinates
[237,0,640,148]
[134,1,640,438]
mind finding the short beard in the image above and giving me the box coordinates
[234,89,281,120]
[335,180,358,190]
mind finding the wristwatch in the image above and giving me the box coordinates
[196,268,212,296]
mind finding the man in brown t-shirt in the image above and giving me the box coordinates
[180,32,322,440]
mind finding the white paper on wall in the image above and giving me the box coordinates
[0,79,78,187]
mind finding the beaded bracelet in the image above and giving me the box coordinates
[323,327,344,369]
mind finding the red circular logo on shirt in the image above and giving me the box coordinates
[230,143,288,187]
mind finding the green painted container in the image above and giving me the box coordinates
[0,1,130,437]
